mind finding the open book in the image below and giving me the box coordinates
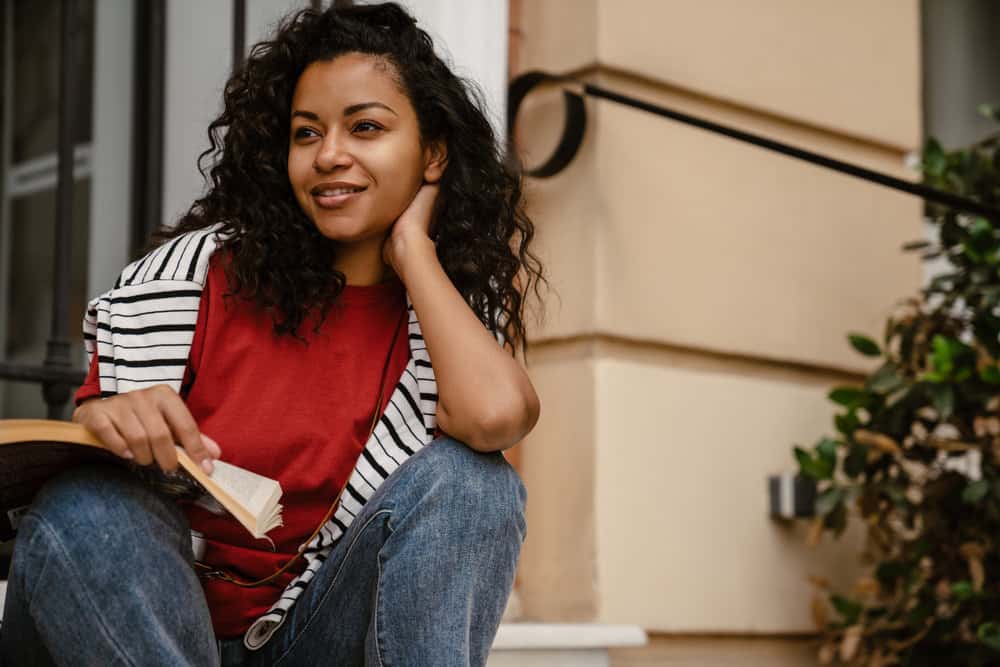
[0,419,282,542]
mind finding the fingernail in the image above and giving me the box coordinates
[201,459,214,475]
[122,450,134,460]
[204,435,222,457]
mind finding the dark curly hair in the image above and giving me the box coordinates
[150,1,546,358]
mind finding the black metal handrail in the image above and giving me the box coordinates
[232,0,246,74]
[131,0,166,252]
[508,71,1000,221]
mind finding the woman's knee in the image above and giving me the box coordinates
[407,435,527,540]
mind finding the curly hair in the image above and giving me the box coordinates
[149,1,546,358]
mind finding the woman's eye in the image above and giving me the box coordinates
[353,121,382,134]
[293,127,318,139]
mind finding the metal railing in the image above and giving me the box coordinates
[507,71,1000,221]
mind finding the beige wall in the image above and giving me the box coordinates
[594,358,865,632]
[597,0,922,149]
[513,0,923,635]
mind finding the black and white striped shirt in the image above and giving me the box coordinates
[82,224,445,650]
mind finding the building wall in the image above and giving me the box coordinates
[513,0,923,633]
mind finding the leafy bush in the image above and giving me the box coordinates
[794,104,1000,666]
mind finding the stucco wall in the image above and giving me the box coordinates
[513,0,923,633]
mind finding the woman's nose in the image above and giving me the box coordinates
[313,135,353,172]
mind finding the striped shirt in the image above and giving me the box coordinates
[82,223,446,650]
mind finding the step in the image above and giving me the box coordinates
[487,623,648,667]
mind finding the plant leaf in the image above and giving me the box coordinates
[969,217,994,239]
[867,363,905,394]
[876,560,910,587]
[952,580,974,600]
[795,446,833,480]
[978,103,1000,121]
[963,479,990,504]
[931,335,956,377]
[978,622,1000,651]
[849,334,881,357]
[835,412,860,437]
[815,487,845,516]
[979,364,1000,384]
[923,137,946,177]
[830,594,862,625]
[825,502,848,537]
[844,444,867,478]
[828,387,867,407]
[929,383,955,420]
[817,438,839,466]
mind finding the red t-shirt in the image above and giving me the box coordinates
[75,250,412,637]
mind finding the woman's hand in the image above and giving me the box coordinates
[382,183,439,279]
[72,385,222,475]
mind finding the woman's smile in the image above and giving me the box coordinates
[311,182,368,209]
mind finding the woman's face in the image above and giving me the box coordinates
[287,53,444,254]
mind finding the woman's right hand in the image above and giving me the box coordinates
[72,384,221,475]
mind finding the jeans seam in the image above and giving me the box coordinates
[271,508,393,667]
[25,514,138,667]
[372,547,386,667]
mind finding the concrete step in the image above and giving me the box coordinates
[487,623,648,667]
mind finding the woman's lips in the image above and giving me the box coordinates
[313,188,366,209]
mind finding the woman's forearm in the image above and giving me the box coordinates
[394,233,540,452]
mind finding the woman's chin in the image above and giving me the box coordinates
[312,219,386,245]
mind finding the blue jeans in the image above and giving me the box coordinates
[0,435,526,666]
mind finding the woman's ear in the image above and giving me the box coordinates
[422,140,448,183]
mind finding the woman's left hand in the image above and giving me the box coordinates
[382,183,439,278]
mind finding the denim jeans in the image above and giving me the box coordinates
[0,435,526,666]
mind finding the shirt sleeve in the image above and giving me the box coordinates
[180,261,212,399]
[75,256,214,406]
[74,349,102,406]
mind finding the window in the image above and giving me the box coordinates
[0,0,95,419]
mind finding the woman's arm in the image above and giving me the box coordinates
[390,230,540,453]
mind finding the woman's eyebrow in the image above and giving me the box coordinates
[343,101,398,117]
[291,102,398,122]
[291,110,321,122]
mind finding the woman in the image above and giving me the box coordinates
[0,3,546,665]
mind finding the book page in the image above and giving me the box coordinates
[206,460,282,519]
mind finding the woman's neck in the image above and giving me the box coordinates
[333,237,397,286]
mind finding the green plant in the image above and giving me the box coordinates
[794,104,1000,666]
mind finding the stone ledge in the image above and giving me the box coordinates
[492,622,647,649]
[488,623,647,667]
